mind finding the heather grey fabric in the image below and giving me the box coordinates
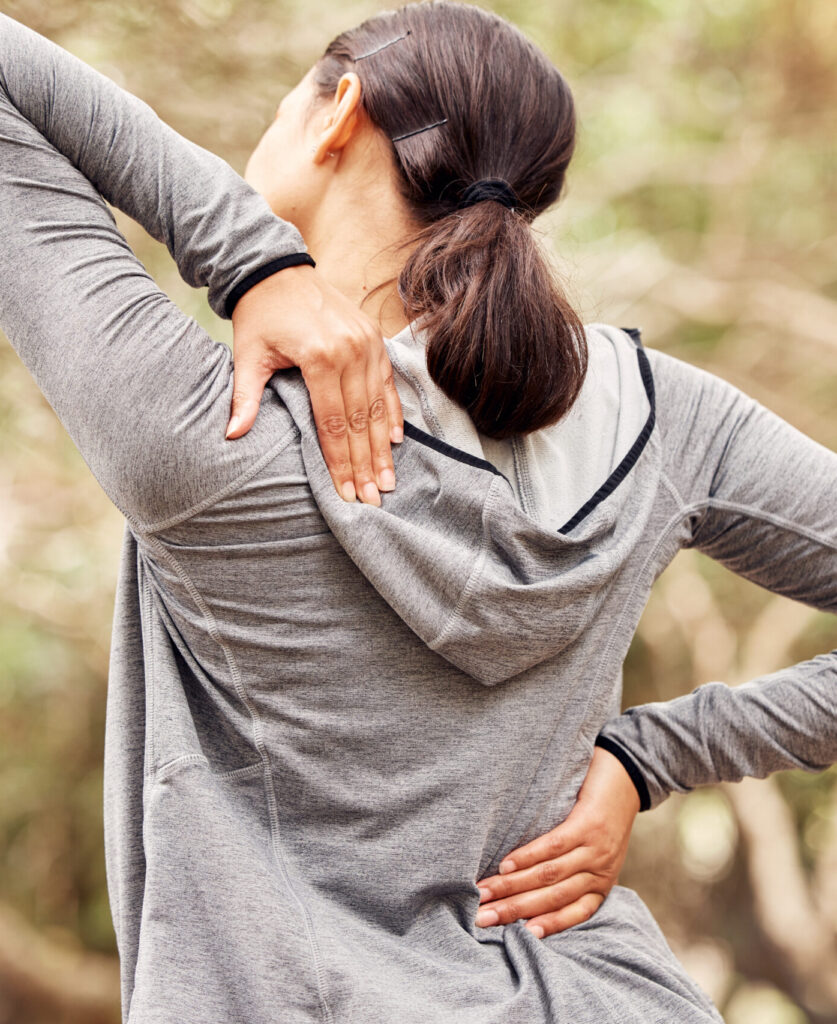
[2,15,836,1024]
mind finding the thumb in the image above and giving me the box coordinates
[226,356,273,439]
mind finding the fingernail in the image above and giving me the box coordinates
[362,482,380,506]
[526,924,545,939]
[477,887,492,902]
[390,425,403,443]
[378,468,395,491]
[475,909,499,927]
[225,416,241,439]
[341,481,356,503]
[499,860,516,875]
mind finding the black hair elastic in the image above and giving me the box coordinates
[458,179,518,211]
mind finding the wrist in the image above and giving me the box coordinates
[593,736,648,813]
[224,252,316,319]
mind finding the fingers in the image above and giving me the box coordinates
[381,351,404,444]
[524,893,605,939]
[303,360,357,503]
[474,871,602,930]
[365,354,397,495]
[477,846,590,904]
[302,341,399,505]
[340,357,382,506]
[225,350,274,439]
[490,816,585,878]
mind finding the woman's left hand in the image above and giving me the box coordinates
[227,264,404,506]
[474,746,640,938]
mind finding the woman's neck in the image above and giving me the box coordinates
[297,186,417,339]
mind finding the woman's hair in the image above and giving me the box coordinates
[313,0,587,439]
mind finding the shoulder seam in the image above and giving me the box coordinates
[138,422,300,535]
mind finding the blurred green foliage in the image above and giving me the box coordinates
[1,1,835,1021]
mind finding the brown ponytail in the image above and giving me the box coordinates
[313,0,587,439]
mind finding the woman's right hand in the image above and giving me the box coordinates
[474,746,641,938]
[226,264,404,506]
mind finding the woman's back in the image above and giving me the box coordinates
[106,316,834,1022]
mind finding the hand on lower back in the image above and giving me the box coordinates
[474,746,640,938]
[226,264,404,505]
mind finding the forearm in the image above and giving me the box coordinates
[0,13,309,317]
[597,649,837,809]
[600,347,837,811]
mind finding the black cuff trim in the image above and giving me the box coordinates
[223,253,316,318]
[594,735,652,812]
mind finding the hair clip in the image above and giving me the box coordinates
[353,30,411,61]
[391,118,448,143]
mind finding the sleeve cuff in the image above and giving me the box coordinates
[223,252,316,319]
[594,734,652,812]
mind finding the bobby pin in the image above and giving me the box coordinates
[353,31,411,61]
[391,118,448,143]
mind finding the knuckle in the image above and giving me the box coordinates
[347,331,368,357]
[319,415,348,439]
[546,834,565,858]
[254,352,280,375]
[231,389,255,409]
[502,900,524,923]
[328,456,352,479]
[546,881,567,905]
[381,370,397,391]
[347,409,369,434]
[579,896,600,922]
[368,396,387,422]
[353,462,374,483]
[306,348,337,375]
[538,860,563,888]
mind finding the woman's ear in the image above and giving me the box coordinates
[312,72,363,164]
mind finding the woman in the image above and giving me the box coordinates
[1,4,835,1022]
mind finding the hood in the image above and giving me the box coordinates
[268,321,659,686]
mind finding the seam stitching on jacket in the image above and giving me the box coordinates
[154,754,264,785]
[139,422,299,535]
[138,533,334,1024]
[682,497,837,551]
[511,436,535,516]
[141,570,157,780]
[659,468,686,509]
[154,753,206,783]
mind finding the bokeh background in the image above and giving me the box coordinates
[1,1,835,1021]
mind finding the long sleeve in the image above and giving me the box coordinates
[0,15,302,529]
[0,14,308,318]
[597,347,837,810]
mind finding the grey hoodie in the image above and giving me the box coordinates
[1,15,835,1024]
